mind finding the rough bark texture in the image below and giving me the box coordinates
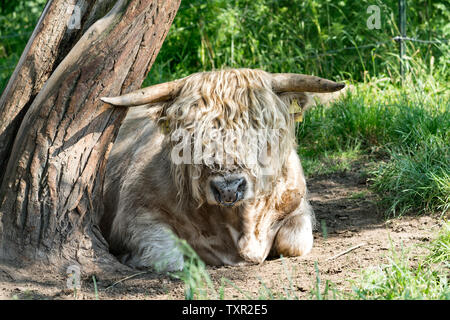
[0,0,180,274]
[0,0,118,184]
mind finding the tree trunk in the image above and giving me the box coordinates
[0,0,180,274]
[0,0,119,183]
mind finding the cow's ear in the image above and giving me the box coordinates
[277,92,314,123]
[277,85,354,122]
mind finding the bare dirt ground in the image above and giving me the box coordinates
[0,164,444,300]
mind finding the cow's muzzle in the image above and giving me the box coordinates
[210,177,247,206]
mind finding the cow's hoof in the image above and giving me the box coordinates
[273,228,313,257]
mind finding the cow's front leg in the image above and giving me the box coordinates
[237,233,276,264]
[113,213,184,272]
[271,199,314,257]
[237,208,280,264]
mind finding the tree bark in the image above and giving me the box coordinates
[0,0,120,184]
[0,0,180,273]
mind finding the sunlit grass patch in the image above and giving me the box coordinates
[425,222,450,266]
[299,145,362,177]
[370,140,450,217]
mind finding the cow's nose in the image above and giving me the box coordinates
[210,177,247,206]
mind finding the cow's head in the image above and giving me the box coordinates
[102,69,344,208]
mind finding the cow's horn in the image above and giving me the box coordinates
[101,79,184,106]
[272,73,345,93]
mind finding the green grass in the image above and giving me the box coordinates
[146,0,449,85]
[0,0,47,92]
[300,146,362,177]
[370,140,449,216]
[350,191,370,200]
[170,237,220,300]
[312,221,450,300]
[425,222,450,266]
[2,0,448,93]
[349,222,450,300]
[297,74,449,217]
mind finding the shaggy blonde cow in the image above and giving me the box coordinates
[100,69,345,271]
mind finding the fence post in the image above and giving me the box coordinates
[398,0,407,83]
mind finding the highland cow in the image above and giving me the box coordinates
[100,68,345,271]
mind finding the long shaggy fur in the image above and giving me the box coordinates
[162,69,296,206]
[102,68,325,270]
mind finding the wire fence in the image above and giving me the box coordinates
[1,32,446,73]
[392,36,449,44]
[0,2,448,80]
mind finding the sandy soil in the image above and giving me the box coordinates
[0,165,444,300]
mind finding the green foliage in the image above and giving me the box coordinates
[300,146,362,177]
[297,74,449,217]
[370,139,449,216]
[310,261,340,300]
[145,0,449,85]
[352,257,449,299]
[170,237,220,300]
[310,222,450,300]
[0,0,46,92]
[425,222,450,266]
[2,0,449,92]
